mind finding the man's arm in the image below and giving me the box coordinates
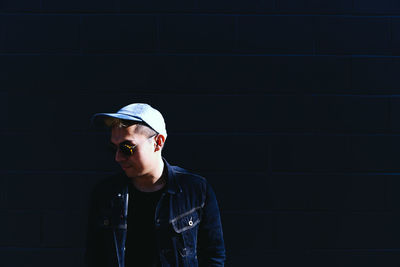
[84,187,108,267]
[197,181,226,266]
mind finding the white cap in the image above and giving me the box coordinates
[92,103,167,137]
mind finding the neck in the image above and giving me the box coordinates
[131,158,166,192]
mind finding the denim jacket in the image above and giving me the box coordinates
[84,159,225,267]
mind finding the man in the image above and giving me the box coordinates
[85,103,225,267]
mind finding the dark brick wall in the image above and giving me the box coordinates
[2,0,400,266]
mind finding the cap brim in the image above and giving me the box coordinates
[91,113,143,127]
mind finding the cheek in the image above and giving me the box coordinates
[136,145,155,164]
[129,148,149,166]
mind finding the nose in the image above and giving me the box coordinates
[115,149,127,163]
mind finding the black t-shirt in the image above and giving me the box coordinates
[125,183,165,267]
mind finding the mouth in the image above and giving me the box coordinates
[121,165,131,171]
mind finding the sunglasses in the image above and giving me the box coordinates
[109,141,137,157]
[109,134,158,157]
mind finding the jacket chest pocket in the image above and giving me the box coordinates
[170,208,201,259]
[171,208,201,234]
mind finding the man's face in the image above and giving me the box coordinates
[110,125,157,178]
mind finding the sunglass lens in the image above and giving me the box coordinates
[120,143,134,156]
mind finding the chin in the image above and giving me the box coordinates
[124,169,143,178]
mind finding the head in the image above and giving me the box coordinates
[110,119,166,178]
[92,103,167,178]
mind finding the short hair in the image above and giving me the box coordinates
[105,118,158,137]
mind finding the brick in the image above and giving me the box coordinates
[163,134,268,172]
[83,174,111,207]
[0,56,40,90]
[271,175,309,210]
[1,15,80,53]
[0,92,8,128]
[0,132,116,172]
[4,91,81,130]
[7,92,156,129]
[2,55,318,93]
[222,212,274,251]
[271,135,348,172]
[5,92,311,133]
[192,56,240,91]
[350,58,400,93]
[390,97,400,131]
[81,15,157,53]
[37,55,157,91]
[277,0,353,13]
[287,175,386,211]
[354,0,400,13]
[39,55,196,91]
[390,18,400,55]
[42,0,116,11]
[384,175,400,211]
[37,56,88,90]
[347,136,400,172]
[276,212,399,249]
[1,0,41,11]
[311,96,390,132]
[306,213,341,249]
[236,16,314,54]
[0,211,40,246]
[159,15,235,52]
[228,251,311,267]
[198,0,275,12]
[0,175,5,208]
[195,56,314,92]
[205,173,271,211]
[310,56,351,93]
[387,59,400,93]
[5,91,148,131]
[276,212,400,249]
[332,176,386,210]
[5,173,86,210]
[5,91,56,131]
[308,176,351,210]
[4,92,166,131]
[315,17,391,55]
[273,135,400,173]
[42,211,86,247]
[0,248,84,267]
[254,56,313,92]
[333,212,400,248]
[145,55,198,91]
[276,213,314,249]
[310,253,400,267]
[120,0,196,12]
[151,94,313,133]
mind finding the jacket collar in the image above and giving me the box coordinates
[119,157,181,195]
[163,158,182,195]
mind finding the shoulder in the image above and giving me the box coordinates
[169,165,209,192]
[90,172,128,201]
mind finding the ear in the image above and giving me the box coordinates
[154,134,166,152]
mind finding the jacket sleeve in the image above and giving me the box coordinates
[84,186,108,267]
[197,181,226,266]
